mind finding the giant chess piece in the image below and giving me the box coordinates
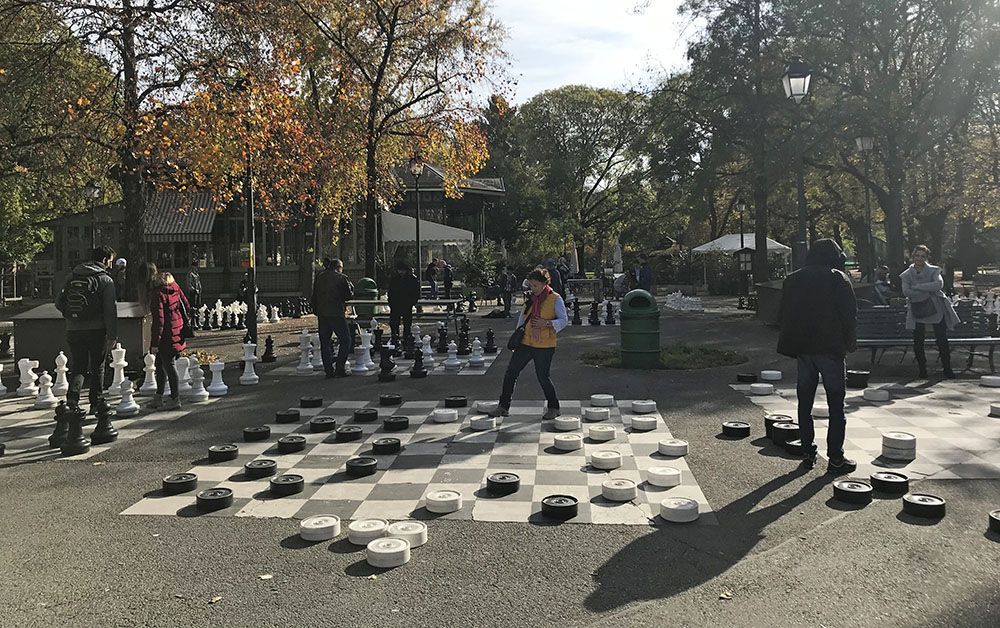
[351,344,369,375]
[483,328,498,354]
[369,317,379,332]
[186,356,210,402]
[444,341,461,371]
[16,358,39,396]
[90,394,118,445]
[311,333,324,370]
[377,345,396,382]
[467,293,478,313]
[257,304,269,324]
[412,323,422,343]
[269,304,281,323]
[296,331,314,375]
[175,356,193,396]
[236,308,246,329]
[139,353,157,395]
[457,324,471,356]
[239,343,259,385]
[361,330,376,371]
[220,305,231,330]
[261,335,276,363]
[436,323,449,354]
[108,343,128,393]
[206,360,228,396]
[60,404,90,456]
[115,379,140,417]
[588,301,601,325]
[604,301,616,326]
[389,327,401,358]
[34,371,59,409]
[469,338,485,368]
[52,351,70,396]
[198,305,209,330]
[409,348,428,379]
[371,328,384,361]
[571,299,582,325]
[48,401,69,448]
[421,335,436,369]
[0,331,12,359]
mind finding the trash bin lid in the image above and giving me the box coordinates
[621,289,659,315]
[356,277,378,290]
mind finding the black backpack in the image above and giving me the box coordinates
[61,272,106,320]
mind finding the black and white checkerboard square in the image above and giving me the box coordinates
[122,399,717,525]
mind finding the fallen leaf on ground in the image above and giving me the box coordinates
[209,596,222,604]
[92,462,105,466]
[719,591,733,600]
[367,575,378,581]
[258,574,273,580]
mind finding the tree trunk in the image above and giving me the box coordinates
[575,233,588,276]
[364,143,378,278]
[882,139,906,267]
[956,216,976,279]
[118,14,147,302]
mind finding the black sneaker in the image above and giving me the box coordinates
[826,456,857,475]
[325,372,336,379]
[333,370,350,378]
[801,451,817,470]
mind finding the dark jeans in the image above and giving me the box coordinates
[444,282,453,299]
[796,354,847,460]
[66,329,108,407]
[913,321,951,372]
[428,280,438,299]
[318,316,353,373]
[154,348,179,399]
[499,346,558,409]
[501,291,512,314]
[188,290,201,309]
[389,307,413,342]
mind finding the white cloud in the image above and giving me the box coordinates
[490,0,693,102]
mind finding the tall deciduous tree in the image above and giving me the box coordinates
[291,0,508,277]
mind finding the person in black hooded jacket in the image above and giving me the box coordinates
[777,238,857,474]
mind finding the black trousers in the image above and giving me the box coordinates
[501,291,512,314]
[154,348,180,398]
[66,329,108,407]
[913,321,951,372]
[389,307,414,341]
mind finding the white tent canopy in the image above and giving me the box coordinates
[691,233,791,255]
[381,211,474,245]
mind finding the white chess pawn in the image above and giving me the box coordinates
[116,379,140,417]
[296,331,314,375]
[369,317,379,331]
[33,371,59,408]
[421,335,436,368]
[360,331,376,371]
[186,356,210,402]
[16,358,39,396]
[444,341,461,370]
[469,337,485,367]
[412,324,422,342]
[239,343,259,385]
[52,351,70,397]
[311,333,324,370]
[257,304,268,324]
[206,360,228,396]
[269,305,280,323]
[139,353,158,395]
[175,356,193,395]
[108,343,127,393]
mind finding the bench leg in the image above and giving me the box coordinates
[869,348,877,365]
[896,346,908,365]
[990,346,996,374]
[966,346,975,371]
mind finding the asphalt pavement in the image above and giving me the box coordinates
[2,304,999,627]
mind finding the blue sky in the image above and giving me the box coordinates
[491,0,693,102]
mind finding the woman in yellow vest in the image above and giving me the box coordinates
[489,268,569,419]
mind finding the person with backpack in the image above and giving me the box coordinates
[311,257,355,377]
[146,269,193,410]
[55,245,118,414]
[387,260,421,343]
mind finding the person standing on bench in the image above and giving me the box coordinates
[777,238,857,474]
[312,258,355,378]
[425,260,439,299]
[901,244,960,379]
[388,261,420,344]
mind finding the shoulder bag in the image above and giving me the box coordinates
[507,302,532,350]
[909,297,937,320]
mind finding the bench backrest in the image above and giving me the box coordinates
[857,302,993,339]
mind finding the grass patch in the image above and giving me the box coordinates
[580,344,748,370]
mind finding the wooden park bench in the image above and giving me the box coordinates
[855,302,999,372]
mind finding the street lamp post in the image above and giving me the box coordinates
[234,78,258,346]
[737,198,749,296]
[84,179,101,249]
[855,135,875,279]
[408,153,425,266]
[782,57,812,270]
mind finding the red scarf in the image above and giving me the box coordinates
[529,285,553,321]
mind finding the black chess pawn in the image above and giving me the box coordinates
[261,335,276,363]
[604,301,615,326]
[483,328,498,354]
[48,401,70,449]
[90,402,118,445]
[588,301,601,325]
[461,317,471,334]
[436,326,449,354]
[377,345,396,382]
[467,292,478,312]
[243,330,253,345]
[402,333,417,360]
[409,349,428,379]
[457,327,471,356]
[236,312,246,329]
[572,299,582,325]
[60,405,91,456]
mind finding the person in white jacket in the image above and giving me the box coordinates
[900,245,960,378]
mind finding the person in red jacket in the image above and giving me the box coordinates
[146,270,191,410]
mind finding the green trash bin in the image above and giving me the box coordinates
[620,289,660,369]
[353,277,379,318]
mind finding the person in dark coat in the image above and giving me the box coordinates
[777,238,858,474]
[637,255,654,293]
[147,271,191,410]
[497,265,517,315]
[186,265,202,309]
[439,259,455,299]
[425,260,439,299]
[112,258,129,302]
[55,245,118,414]
[388,261,421,342]
[311,258,355,377]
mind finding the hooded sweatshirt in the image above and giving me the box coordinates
[55,262,118,337]
[777,238,857,358]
